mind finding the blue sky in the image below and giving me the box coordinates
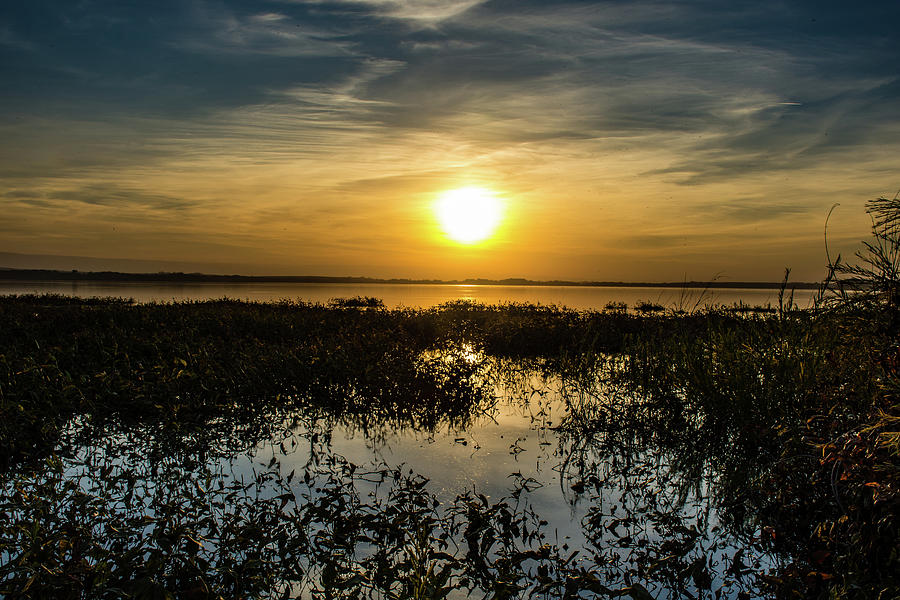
[2,0,898,280]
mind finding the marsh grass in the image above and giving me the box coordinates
[2,196,900,598]
[550,195,900,599]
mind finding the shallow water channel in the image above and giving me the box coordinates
[10,346,781,598]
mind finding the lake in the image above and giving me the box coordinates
[1,295,793,598]
[0,279,819,310]
[49,349,774,599]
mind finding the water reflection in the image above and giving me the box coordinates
[1,345,781,598]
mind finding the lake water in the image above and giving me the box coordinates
[0,280,819,310]
[36,347,774,598]
[0,291,787,597]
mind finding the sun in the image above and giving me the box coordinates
[435,187,503,244]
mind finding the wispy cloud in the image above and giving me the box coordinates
[293,0,488,23]
[171,4,354,57]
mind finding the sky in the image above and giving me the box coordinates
[1,0,898,281]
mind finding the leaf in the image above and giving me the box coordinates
[618,583,655,600]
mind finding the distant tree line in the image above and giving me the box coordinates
[0,268,821,289]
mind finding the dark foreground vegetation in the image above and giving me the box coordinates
[1,198,899,599]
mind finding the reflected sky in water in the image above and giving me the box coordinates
[9,338,779,597]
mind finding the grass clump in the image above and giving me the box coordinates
[327,296,385,308]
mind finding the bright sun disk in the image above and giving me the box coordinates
[435,187,503,244]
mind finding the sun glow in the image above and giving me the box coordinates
[435,187,503,244]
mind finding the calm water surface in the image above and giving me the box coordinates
[0,280,818,310]
[50,348,774,598]
[5,289,782,596]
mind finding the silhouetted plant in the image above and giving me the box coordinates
[829,192,900,309]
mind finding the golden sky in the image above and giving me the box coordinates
[2,1,897,281]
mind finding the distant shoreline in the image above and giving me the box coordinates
[0,268,822,290]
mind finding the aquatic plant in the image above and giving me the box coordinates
[2,193,900,598]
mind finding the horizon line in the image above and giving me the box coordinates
[0,267,823,290]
